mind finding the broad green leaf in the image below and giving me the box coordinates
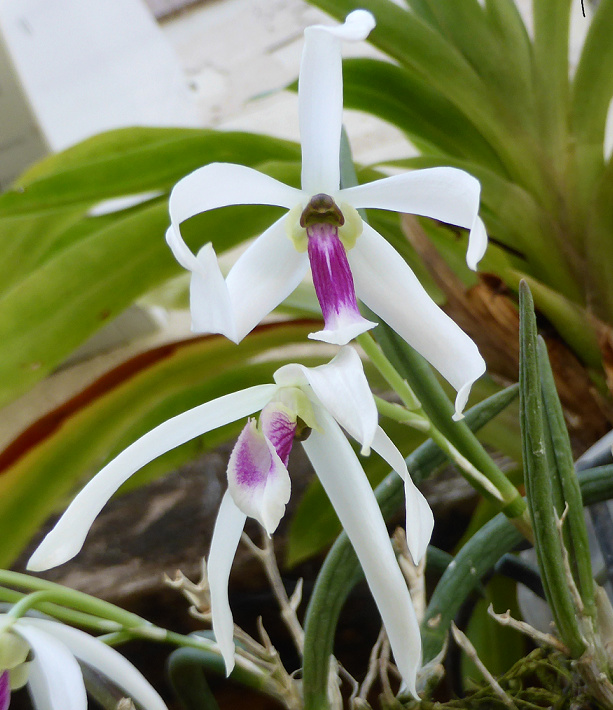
[0,321,321,567]
[532,0,571,163]
[341,58,506,171]
[572,0,613,198]
[0,128,301,215]
[408,0,536,137]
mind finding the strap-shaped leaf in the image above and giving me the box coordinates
[519,281,586,657]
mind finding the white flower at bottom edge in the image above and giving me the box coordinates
[165,9,487,419]
[0,615,167,710]
[27,347,433,698]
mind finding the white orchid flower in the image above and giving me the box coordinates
[28,347,433,698]
[165,9,487,419]
[0,615,167,710]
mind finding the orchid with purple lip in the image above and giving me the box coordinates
[165,9,488,419]
[27,347,433,697]
[0,615,167,710]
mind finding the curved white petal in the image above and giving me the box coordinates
[169,162,301,228]
[274,346,377,453]
[27,385,278,572]
[302,407,421,698]
[226,419,291,535]
[18,619,167,710]
[371,428,433,564]
[299,11,375,194]
[341,167,487,269]
[225,217,309,342]
[208,491,247,675]
[349,225,485,419]
[14,623,86,710]
[189,243,236,341]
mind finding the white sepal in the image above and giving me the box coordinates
[371,427,434,564]
[225,217,309,342]
[349,224,485,419]
[302,406,422,698]
[17,619,168,710]
[13,623,87,710]
[299,12,375,195]
[208,491,247,675]
[341,166,487,269]
[27,385,278,572]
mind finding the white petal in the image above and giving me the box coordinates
[226,217,309,342]
[208,491,247,675]
[302,407,422,698]
[341,167,487,269]
[14,623,86,710]
[274,346,378,453]
[166,163,301,326]
[27,385,278,572]
[17,619,167,710]
[349,225,485,419]
[189,243,236,341]
[371,428,434,564]
[299,12,375,194]
[169,162,301,229]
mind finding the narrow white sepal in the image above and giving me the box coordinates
[274,346,378,453]
[225,217,309,342]
[14,623,87,710]
[169,162,301,228]
[27,385,278,572]
[208,491,247,675]
[190,243,237,341]
[17,619,168,710]
[299,12,375,195]
[349,224,485,418]
[302,407,422,697]
[467,215,488,271]
[341,166,487,269]
[371,427,434,564]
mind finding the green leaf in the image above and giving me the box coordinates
[532,0,571,162]
[537,336,595,616]
[518,280,586,657]
[572,0,613,196]
[422,463,613,662]
[0,162,293,409]
[341,58,506,171]
[0,128,300,215]
[0,321,321,567]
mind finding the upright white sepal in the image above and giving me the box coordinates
[208,492,247,675]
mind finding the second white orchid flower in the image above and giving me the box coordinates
[0,615,167,710]
[165,10,487,418]
[27,347,433,697]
